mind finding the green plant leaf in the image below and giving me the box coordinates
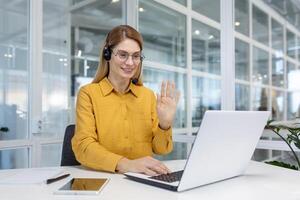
[265,161,298,170]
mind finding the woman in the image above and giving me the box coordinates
[72,25,180,176]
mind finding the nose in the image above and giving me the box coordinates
[125,55,134,65]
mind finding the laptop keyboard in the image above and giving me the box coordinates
[149,170,184,183]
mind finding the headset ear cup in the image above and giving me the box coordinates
[103,46,111,61]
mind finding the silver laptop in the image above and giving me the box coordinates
[124,111,270,192]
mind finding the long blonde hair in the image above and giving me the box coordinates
[92,25,143,85]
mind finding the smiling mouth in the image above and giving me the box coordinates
[121,68,134,73]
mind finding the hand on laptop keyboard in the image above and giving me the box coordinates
[116,156,171,176]
[149,170,184,183]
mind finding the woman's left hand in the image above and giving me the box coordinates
[156,81,180,130]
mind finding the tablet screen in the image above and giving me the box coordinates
[57,178,108,194]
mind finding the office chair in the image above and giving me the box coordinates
[60,124,81,166]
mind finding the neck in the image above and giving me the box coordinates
[107,75,130,94]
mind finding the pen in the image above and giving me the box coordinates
[46,173,70,184]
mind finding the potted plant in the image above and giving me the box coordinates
[265,118,300,170]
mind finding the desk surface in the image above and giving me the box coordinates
[0,160,299,200]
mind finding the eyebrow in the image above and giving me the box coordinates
[118,49,141,54]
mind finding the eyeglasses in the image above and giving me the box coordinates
[112,50,145,63]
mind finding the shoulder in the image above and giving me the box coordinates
[77,83,100,97]
[137,85,156,99]
[79,83,99,93]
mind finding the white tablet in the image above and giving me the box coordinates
[53,178,109,195]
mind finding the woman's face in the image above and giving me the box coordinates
[108,38,141,82]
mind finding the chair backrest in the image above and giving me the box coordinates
[60,124,80,166]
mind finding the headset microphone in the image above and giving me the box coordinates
[131,78,138,84]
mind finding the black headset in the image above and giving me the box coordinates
[103,46,112,61]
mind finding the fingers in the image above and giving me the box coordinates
[143,168,157,176]
[134,156,171,176]
[171,81,175,99]
[160,81,166,98]
[166,80,171,97]
[156,92,161,104]
[150,157,171,174]
[146,157,171,175]
[160,80,178,99]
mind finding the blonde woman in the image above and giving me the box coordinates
[72,25,180,176]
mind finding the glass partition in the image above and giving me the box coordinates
[287,91,300,119]
[235,0,249,36]
[0,0,29,141]
[272,55,284,88]
[287,62,297,90]
[253,47,269,85]
[271,19,284,53]
[192,0,220,22]
[192,20,220,74]
[252,5,269,46]
[0,148,29,169]
[139,0,186,68]
[253,87,269,111]
[235,84,250,111]
[192,76,221,127]
[40,144,62,167]
[286,29,296,59]
[271,89,284,120]
[235,39,250,81]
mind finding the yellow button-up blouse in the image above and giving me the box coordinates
[72,78,173,173]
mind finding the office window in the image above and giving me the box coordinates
[235,0,249,36]
[272,55,284,88]
[235,84,250,111]
[192,0,220,22]
[0,148,29,169]
[271,90,284,120]
[155,142,188,161]
[253,47,269,85]
[264,0,300,32]
[286,29,296,59]
[298,37,300,61]
[271,19,284,53]
[40,144,62,167]
[253,87,269,111]
[139,0,186,68]
[192,20,220,75]
[287,62,296,90]
[71,0,85,5]
[0,1,29,141]
[173,0,186,6]
[287,91,300,119]
[192,77,221,127]
[143,68,187,128]
[235,39,250,81]
[252,5,269,46]
[252,149,269,162]
[41,1,69,139]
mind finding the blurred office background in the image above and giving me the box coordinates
[0,0,300,169]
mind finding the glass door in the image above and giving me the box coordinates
[0,0,30,169]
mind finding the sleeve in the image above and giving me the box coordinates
[71,86,123,172]
[150,91,173,154]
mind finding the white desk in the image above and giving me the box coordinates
[0,160,300,200]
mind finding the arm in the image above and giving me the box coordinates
[71,86,123,172]
[152,81,181,154]
[151,91,173,154]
